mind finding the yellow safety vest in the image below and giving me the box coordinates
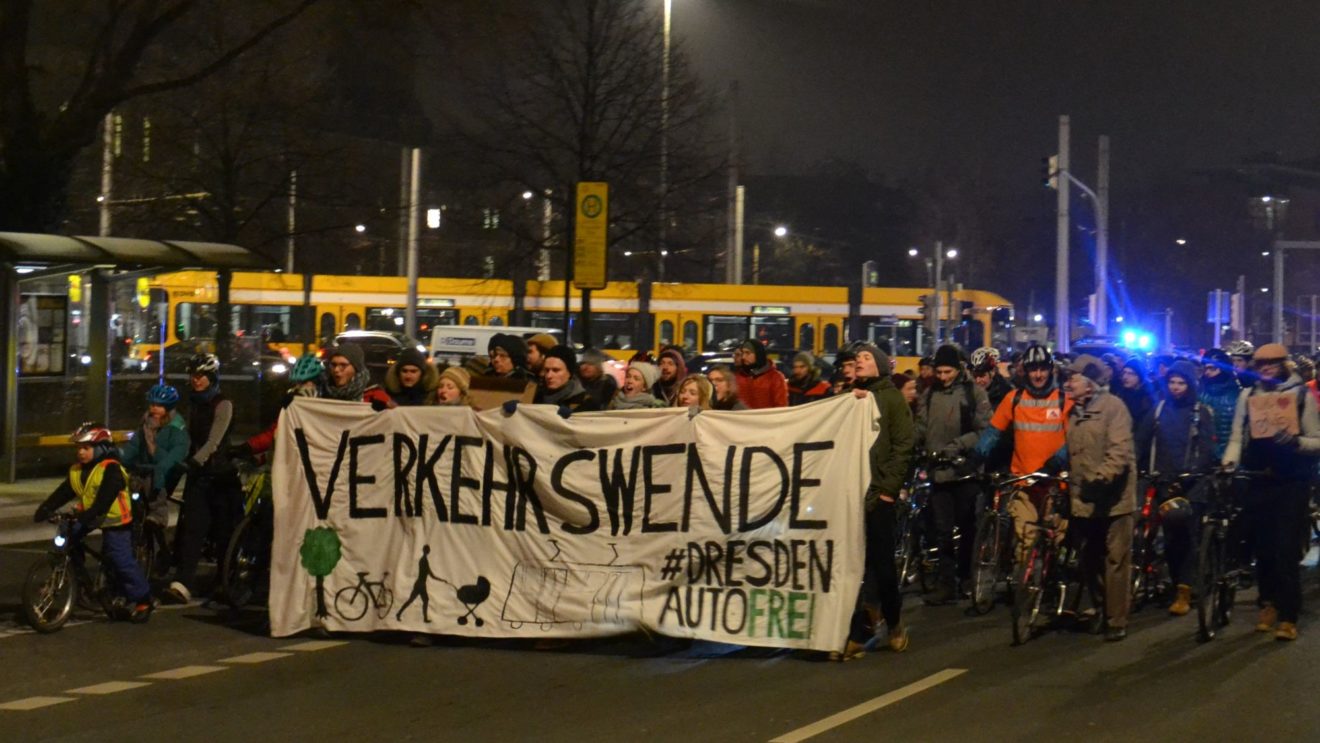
[69,460,132,528]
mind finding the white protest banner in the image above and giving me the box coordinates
[269,395,876,652]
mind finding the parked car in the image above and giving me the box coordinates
[332,330,426,382]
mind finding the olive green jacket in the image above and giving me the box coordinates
[857,375,915,508]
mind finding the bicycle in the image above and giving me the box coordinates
[221,463,272,610]
[334,571,394,621]
[22,513,126,632]
[896,453,975,594]
[1007,473,1074,646]
[1195,470,1260,642]
[1131,471,1205,610]
[969,471,1038,615]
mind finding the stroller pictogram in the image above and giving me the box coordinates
[455,577,491,627]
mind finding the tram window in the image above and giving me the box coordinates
[176,303,217,340]
[865,320,920,358]
[750,316,794,351]
[703,315,745,351]
[659,320,675,347]
[319,313,336,345]
[345,313,361,331]
[681,321,698,353]
[799,323,815,351]
[465,315,479,325]
[953,318,986,350]
[234,305,292,343]
[365,306,456,338]
[823,324,839,352]
[489,316,504,326]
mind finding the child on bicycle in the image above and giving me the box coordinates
[118,384,190,573]
[33,423,153,622]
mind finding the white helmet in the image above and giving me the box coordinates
[970,347,1000,373]
[1225,340,1254,358]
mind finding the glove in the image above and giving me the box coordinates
[33,505,51,523]
[228,443,254,461]
[76,512,98,532]
[370,398,390,412]
[501,400,519,415]
[556,404,572,420]
[1274,431,1300,450]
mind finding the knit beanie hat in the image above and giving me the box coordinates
[579,348,610,370]
[852,342,891,377]
[488,333,528,368]
[439,366,470,395]
[629,362,660,390]
[543,345,579,377]
[396,347,428,372]
[329,343,366,374]
[932,344,963,370]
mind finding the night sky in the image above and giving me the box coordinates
[681,1,1320,191]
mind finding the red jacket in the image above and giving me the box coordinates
[788,379,831,406]
[736,366,788,409]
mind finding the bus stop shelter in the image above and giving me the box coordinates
[0,232,275,482]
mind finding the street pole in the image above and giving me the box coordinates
[405,148,420,341]
[1164,307,1174,352]
[1056,115,1071,353]
[658,0,671,282]
[538,193,552,281]
[1235,273,1247,340]
[1095,135,1109,336]
[100,112,113,237]
[285,169,297,273]
[1273,243,1285,343]
[398,148,409,276]
[930,241,944,346]
[1212,289,1224,348]
[725,81,740,284]
[733,186,745,284]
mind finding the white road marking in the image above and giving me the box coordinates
[66,681,151,695]
[0,620,92,640]
[220,652,293,664]
[140,665,228,680]
[769,668,968,743]
[281,640,349,652]
[0,696,77,711]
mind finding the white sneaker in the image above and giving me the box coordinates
[164,581,191,604]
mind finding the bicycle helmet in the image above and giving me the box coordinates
[289,353,324,383]
[969,346,1000,373]
[1225,340,1254,359]
[1021,343,1053,369]
[187,352,220,376]
[146,384,180,407]
[71,422,112,445]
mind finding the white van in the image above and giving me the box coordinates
[429,325,563,366]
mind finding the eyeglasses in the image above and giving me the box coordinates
[328,362,353,370]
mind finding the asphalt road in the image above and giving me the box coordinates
[2,538,1318,743]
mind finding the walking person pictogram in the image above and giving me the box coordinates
[395,546,441,622]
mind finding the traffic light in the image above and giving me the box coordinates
[1041,154,1059,190]
[918,294,931,322]
[862,260,879,288]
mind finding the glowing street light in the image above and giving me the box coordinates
[522,191,534,200]
[773,225,788,238]
[945,248,958,259]
[1175,238,1187,246]
[907,247,919,257]
[354,224,367,233]
[1033,314,1044,323]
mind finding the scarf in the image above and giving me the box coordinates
[324,369,370,401]
[540,378,586,406]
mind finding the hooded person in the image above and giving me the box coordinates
[651,346,689,406]
[1223,343,1320,640]
[733,339,787,409]
[1134,358,1217,616]
[486,333,534,382]
[788,351,831,406]
[385,347,439,406]
[1199,348,1239,459]
[614,361,664,409]
[836,341,914,659]
[1061,354,1137,641]
[577,348,619,411]
[1114,356,1155,436]
[534,345,598,412]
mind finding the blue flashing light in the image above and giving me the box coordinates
[1122,330,1137,346]
[1137,333,1153,350]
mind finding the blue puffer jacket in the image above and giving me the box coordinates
[1199,370,1240,459]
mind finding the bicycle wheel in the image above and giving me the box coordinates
[132,522,155,581]
[893,503,915,586]
[970,511,1002,614]
[222,515,268,610]
[1195,521,1222,642]
[375,587,396,620]
[1009,541,1045,646]
[334,586,369,621]
[22,555,77,633]
[1130,519,1151,610]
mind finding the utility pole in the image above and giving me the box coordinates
[928,240,946,345]
[732,186,745,284]
[285,169,297,273]
[1095,135,1110,336]
[404,148,420,341]
[725,81,740,284]
[1055,115,1071,353]
[100,112,114,237]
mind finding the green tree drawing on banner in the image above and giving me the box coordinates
[299,527,342,619]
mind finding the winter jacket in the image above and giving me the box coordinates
[187,387,234,475]
[856,374,915,506]
[118,410,189,493]
[733,341,787,409]
[788,379,831,406]
[582,375,619,411]
[1140,396,1217,476]
[1199,370,1241,460]
[914,372,991,482]
[975,383,1071,476]
[984,373,1013,411]
[1065,389,1137,519]
[1223,372,1320,480]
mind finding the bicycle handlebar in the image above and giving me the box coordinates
[990,471,1067,490]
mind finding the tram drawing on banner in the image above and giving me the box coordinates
[500,541,645,631]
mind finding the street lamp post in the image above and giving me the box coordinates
[912,242,956,348]
[658,0,672,281]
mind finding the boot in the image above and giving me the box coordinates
[887,623,910,652]
[1168,584,1192,616]
[924,559,957,606]
[1275,622,1299,641]
[1256,603,1278,632]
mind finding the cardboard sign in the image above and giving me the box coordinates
[466,375,536,411]
[1248,391,1301,439]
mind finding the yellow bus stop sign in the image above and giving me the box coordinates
[573,181,608,290]
[136,277,151,309]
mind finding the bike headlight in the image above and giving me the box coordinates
[54,534,66,548]
[131,491,140,501]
